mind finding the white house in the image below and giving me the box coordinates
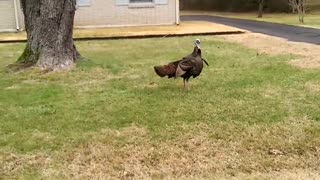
[0,0,24,32]
[0,0,180,32]
[75,0,180,28]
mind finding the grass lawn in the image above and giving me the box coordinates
[1,36,320,179]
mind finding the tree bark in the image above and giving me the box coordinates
[18,0,81,70]
[258,0,264,18]
[296,0,306,23]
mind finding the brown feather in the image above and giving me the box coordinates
[154,60,180,78]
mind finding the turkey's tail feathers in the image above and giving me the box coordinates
[202,58,209,66]
[154,63,177,78]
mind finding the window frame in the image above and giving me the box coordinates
[77,0,91,7]
[129,0,154,3]
[116,0,168,7]
[128,0,155,8]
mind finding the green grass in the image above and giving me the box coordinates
[1,37,320,179]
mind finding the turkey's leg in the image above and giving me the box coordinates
[185,79,189,90]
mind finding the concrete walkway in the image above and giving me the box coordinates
[0,21,244,43]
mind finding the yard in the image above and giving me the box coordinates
[182,11,320,29]
[182,0,320,29]
[1,36,320,179]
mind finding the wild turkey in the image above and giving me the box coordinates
[154,39,209,90]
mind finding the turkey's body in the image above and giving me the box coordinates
[178,49,203,80]
[154,40,208,90]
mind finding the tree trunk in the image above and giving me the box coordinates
[297,0,306,23]
[18,0,81,70]
[258,0,264,18]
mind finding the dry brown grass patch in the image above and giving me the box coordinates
[0,152,51,178]
[52,120,320,179]
[2,120,320,179]
[220,33,320,69]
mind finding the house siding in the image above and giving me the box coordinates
[0,0,177,32]
[0,0,16,31]
[74,0,176,27]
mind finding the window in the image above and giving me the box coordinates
[77,0,90,7]
[129,0,154,8]
[130,0,153,3]
[116,0,167,6]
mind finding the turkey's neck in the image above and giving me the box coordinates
[192,46,201,57]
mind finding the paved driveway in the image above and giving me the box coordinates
[181,15,320,45]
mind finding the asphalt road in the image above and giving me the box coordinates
[181,15,320,45]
